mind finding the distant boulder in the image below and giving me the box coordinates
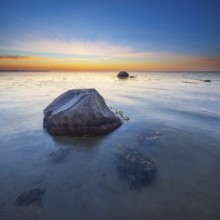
[43,89,123,136]
[203,80,211,82]
[117,71,129,78]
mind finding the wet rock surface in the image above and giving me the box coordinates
[16,188,45,207]
[116,146,157,189]
[43,89,123,136]
[117,71,129,78]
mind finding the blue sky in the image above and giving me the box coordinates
[0,0,220,70]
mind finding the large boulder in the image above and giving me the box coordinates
[117,71,129,78]
[43,89,123,136]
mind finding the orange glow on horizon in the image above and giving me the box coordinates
[0,56,220,72]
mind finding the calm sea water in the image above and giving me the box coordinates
[0,71,220,220]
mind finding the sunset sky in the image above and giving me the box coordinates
[0,0,220,71]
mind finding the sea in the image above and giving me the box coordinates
[0,71,220,220]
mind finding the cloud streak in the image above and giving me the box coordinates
[0,55,33,60]
[0,37,132,57]
[0,37,201,62]
[0,33,196,60]
[1,34,220,71]
[192,58,220,63]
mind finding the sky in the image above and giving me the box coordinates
[0,0,220,71]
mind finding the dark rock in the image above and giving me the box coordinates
[116,146,157,189]
[203,80,211,82]
[43,89,123,136]
[16,188,45,207]
[117,71,129,78]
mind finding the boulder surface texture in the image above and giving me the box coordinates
[43,89,123,136]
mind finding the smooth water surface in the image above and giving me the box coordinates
[0,71,220,220]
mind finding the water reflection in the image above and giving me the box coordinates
[52,135,105,148]
[0,71,220,220]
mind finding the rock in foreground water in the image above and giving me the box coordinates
[43,89,123,136]
[16,188,45,207]
[117,71,129,78]
[116,147,157,189]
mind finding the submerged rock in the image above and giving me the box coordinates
[43,89,123,136]
[116,146,157,189]
[117,71,129,78]
[16,188,45,207]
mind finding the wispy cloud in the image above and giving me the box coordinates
[116,51,157,58]
[192,58,220,63]
[54,58,89,61]
[0,32,187,60]
[0,55,33,60]
[1,33,219,72]
[0,37,132,57]
[0,55,51,61]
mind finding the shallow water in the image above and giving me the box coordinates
[0,71,220,220]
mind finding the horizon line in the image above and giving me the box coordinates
[1,69,220,73]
